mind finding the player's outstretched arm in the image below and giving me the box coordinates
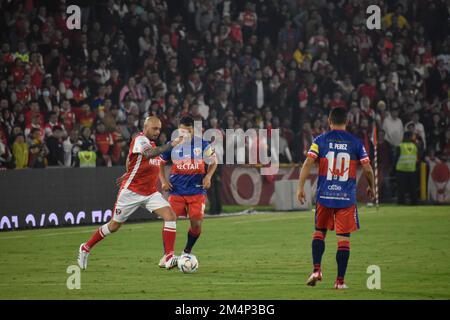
[142,136,184,160]
[362,163,376,201]
[297,157,316,204]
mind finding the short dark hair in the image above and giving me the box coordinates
[329,107,348,125]
[179,116,194,127]
[403,131,413,141]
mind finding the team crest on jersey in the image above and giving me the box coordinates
[115,208,121,215]
[193,147,202,157]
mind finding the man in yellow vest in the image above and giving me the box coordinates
[395,132,418,205]
[78,150,97,168]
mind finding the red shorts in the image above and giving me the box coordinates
[315,203,360,234]
[168,194,206,220]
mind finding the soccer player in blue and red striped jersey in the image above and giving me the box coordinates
[297,108,375,289]
[159,116,217,263]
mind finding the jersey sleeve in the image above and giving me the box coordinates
[357,141,370,165]
[159,142,172,162]
[132,135,152,154]
[307,137,320,159]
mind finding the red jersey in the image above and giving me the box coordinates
[120,133,163,196]
[61,109,75,132]
[15,87,31,103]
[25,110,44,127]
[12,67,25,85]
[96,132,113,155]
[358,84,377,103]
[78,111,96,128]
[111,131,123,163]
[329,99,346,109]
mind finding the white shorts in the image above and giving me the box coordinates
[112,188,170,223]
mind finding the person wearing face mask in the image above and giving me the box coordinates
[38,88,53,113]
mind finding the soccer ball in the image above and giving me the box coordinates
[178,254,199,273]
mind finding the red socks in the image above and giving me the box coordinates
[83,222,177,263]
[83,224,111,252]
[163,221,177,259]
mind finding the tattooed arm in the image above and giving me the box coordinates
[141,136,184,159]
[142,140,174,159]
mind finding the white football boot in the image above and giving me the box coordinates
[306,271,323,286]
[165,255,179,269]
[158,254,179,269]
[334,280,349,290]
[77,243,89,270]
[158,254,166,268]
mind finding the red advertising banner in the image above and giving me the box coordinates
[427,160,450,204]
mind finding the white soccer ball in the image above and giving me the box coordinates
[178,254,199,273]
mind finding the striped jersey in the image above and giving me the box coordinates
[307,130,370,208]
[160,138,215,196]
[120,132,163,196]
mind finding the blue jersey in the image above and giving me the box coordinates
[307,130,370,208]
[160,138,215,196]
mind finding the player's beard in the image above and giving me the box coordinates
[146,132,159,141]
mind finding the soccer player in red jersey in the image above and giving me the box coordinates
[77,117,184,270]
[159,116,217,262]
[297,108,375,289]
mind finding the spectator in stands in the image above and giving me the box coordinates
[63,128,80,168]
[45,111,65,137]
[0,128,12,169]
[78,126,96,152]
[28,135,47,169]
[0,0,446,191]
[12,134,28,169]
[383,108,404,148]
[46,126,65,166]
[95,122,113,167]
[78,104,96,129]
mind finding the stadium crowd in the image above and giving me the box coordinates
[0,0,449,188]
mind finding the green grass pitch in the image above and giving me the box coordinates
[0,205,449,299]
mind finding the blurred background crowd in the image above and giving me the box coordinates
[0,0,449,198]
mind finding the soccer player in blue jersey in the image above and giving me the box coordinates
[159,116,217,264]
[297,108,375,289]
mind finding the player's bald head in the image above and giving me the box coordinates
[143,116,162,140]
[144,116,161,127]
